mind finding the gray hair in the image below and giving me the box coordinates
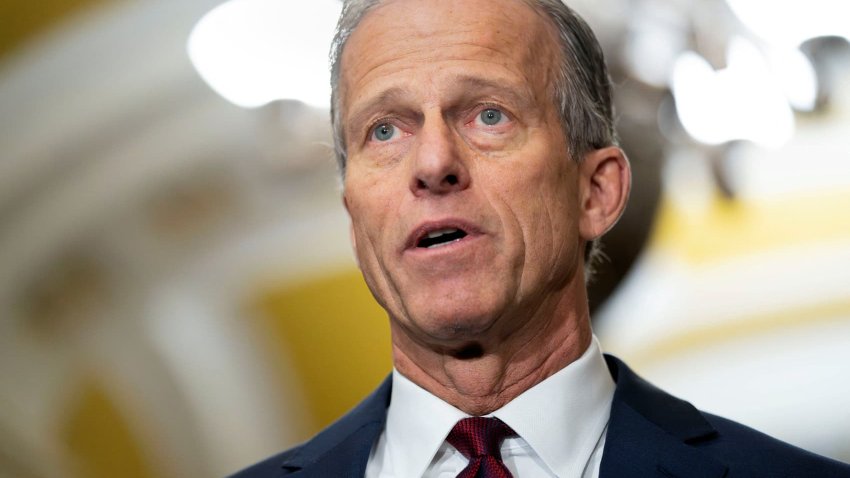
[328,0,617,174]
[329,0,617,276]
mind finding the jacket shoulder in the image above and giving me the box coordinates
[602,355,850,478]
[699,412,850,477]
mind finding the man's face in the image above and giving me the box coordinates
[341,0,586,348]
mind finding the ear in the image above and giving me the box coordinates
[577,146,631,241]
[342,194,361,269]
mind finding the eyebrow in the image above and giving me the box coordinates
[449,75,534,108]
[344,74,535,139]
[345,87,409,140]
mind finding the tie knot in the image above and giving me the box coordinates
[447,417,517,459]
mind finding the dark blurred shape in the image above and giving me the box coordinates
[588,69,664,313]
[801,36,850,109]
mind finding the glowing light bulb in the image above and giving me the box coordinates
[187,0,342,109]
[671,37,796,148]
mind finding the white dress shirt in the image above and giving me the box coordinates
[365,337,615,478]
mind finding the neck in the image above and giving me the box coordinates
[390,280,592,416]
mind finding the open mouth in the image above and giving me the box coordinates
[416,228,468,249]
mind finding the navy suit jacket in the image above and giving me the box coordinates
[231,355,850,477]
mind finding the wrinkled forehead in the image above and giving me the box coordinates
[338,0,562,110]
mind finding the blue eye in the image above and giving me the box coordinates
[373,123,396,141]
[480,108,503,126]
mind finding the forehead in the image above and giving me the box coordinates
[339,0,560,111]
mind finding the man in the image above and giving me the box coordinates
[233,0,850,476]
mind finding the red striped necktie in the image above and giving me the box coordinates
[447,417,517,478]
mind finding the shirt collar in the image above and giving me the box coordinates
[384,336,615,478]
[492,336,615,477]
[385,369,468,478]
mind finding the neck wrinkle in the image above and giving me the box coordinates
[390,284,592,415]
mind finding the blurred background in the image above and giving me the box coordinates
[1,0,848,476]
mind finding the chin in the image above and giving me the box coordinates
[388,278,515,343]
[409,304,505,343]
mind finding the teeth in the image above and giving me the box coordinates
[427,228,458,239]
[417,228,467,248]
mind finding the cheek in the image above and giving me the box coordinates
[349,201,385,254]
[487,143,576,222]
[346,179,398,259]
[490,151,579,264]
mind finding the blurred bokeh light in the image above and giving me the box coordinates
[187,0,341,108]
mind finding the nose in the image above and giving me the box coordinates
[409,117,470,196]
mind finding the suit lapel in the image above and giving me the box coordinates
[600,356,728,478]
[279,376,391,478]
